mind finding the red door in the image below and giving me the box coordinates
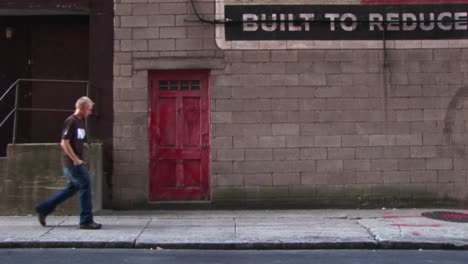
[149,70,210,201]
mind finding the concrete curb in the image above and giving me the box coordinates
[1,241,467,250]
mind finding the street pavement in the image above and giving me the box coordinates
[0,209,467,249]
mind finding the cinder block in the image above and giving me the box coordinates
[327,74,353,86]
[314,136,341,147]
[328,148,355,160]
[176,39,204,50]
[317,160,344,172]
[133,28,159,39]
[270,74,299,86]
[369,135,396,146]
[121,40,148,51]
[148,39,175,51]
[398,159,426,171]
[410,171,438,183]
[211,161,233,174]
[371,159,398,171]
[259,136,286,148]
[326,50,354,61]
[426,158,453,170]
[301,172,327,185]
[300,148,327,160]
[395,134,422,145]
[244,99,271,111]
[410,146,437,158]
[273,148,300,161]
[423,109,446,121]
[286,136,314,148]
[297,50,326,61]
[232,112,262,124]
[215,99,244,111]
[233,136,259,148]
[217,149,244,161]
[272,124,299,136]
[115,4,132,15]
[246,149,273,161]
[212,137,233,149]
[273,173,301,185]
[243,51,270,62]
[257,62,286,74]
[132,4,159,15]
[271,50,298,62]
[160,27,186,39]
[148,15,175,26]
[382,171,411,184]
[159,3,187,15]
[212,112,232,124]
[344,160,371,171]
[215,174,244,186]
[299,73,326,86]
[356,171,382,184]
[120,16,148,27]
[341,135,369,147]
[356,147,382,159]
[383,146,410,158]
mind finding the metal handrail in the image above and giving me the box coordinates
[0,78,90,144]
[0,79,20,102]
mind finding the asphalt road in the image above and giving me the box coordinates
[1,249,468,264]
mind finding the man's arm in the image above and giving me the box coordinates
[61,139,84,166]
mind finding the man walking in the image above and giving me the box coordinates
[35,96,102,229]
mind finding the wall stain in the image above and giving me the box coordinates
[443,86,468,156]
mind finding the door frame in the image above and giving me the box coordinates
[148,69,211,201]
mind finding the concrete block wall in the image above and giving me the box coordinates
[0,144,103,215]
[211,48,468,207]
[113,0,468,208]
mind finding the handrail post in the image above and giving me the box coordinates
[12,81,19,144]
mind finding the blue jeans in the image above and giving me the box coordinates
[36,164,94,225]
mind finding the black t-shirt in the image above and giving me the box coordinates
[61,115,86,167]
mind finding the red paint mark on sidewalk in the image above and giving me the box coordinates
[442,213,468,219]
[412,231,421,236]
[384,215,423,219]
[362,0,468,4]
[391,224,441,227]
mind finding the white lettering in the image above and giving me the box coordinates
[455,12,467,30]
[387,13,400,31]
[437,12,453,31]
[288,14,302,31]
[300,13,315,31]
[369,13,384,31]
[420,13,435,31]
[341,13,357,31]
[402,13,417,31]
[325,13,340,31]
[243,14,258,32]
[261,14,277,32]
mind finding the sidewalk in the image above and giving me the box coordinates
[0,209,467,249]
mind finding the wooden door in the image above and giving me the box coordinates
[149,70,210,201]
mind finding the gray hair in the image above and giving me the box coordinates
[75,96,94,108]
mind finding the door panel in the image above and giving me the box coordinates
[149,70,210,201]
[183,97,201,147]
[158,97,176,147]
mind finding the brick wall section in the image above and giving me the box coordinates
[113,0,468,208]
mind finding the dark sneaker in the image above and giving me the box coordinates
[79,222,102,230]
[35,207,46,227]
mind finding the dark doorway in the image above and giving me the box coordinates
[0,15,89,156]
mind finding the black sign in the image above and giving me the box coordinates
[224,4,468,40]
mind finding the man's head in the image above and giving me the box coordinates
[75,96,94,118]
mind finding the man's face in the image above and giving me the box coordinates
[81,103,93,118]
